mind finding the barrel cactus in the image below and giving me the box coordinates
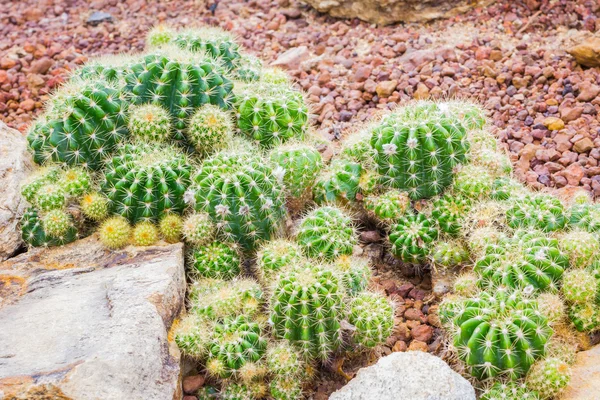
[270,377,303,400]
[453,164,493,200]
[348,291,394,348]
[128,104,171,143]
[388,212,438,263]
[35,183,67,211]
[491,177,525,201]
[369,101,470,199]
[313,159,362,205]
[332,255,372,296]
[363,189,410,224]
[431,194,471,236]
[191,242,241,280]
[187,105,233,156]
[234,54,263,82]
[98,216,132,249]
[266,341,306,378]
[255,239,303,284]
[431,240,469,268]
[453,272,478,297]
[60,167,92,197]
[570,203,600,233]
[132,221,159,246]
[526,358,571,399]
[182,212,216,246]
[174,313,214,358]
[159,214,183,243]
[146,24,174,47]
[507,194,567,232]
[189,278,263,321]
[21,208,77,248]
[558,230,599,268]
[269,143,322,199]
[481,382,540,400]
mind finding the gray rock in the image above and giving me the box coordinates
[86,11,113,26]
[561,344,600,399]
[330,351,475,400]
[0,121,34,262]
[0,236,185,399]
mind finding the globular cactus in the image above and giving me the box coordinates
[170,27,242,71]
[388,213,438,263]
[27,78,129,169]
[332,255,372,296]
[568,303,600,332]
[363,189,410,225]
[206,315,267,379]
[234,54,263,82]
[269,143,322,200]
[220,382,267,400]
[358,169,384,197]
[469,149,512,177]
[270,377,303,400]
[98,216,132,249]
[128,104,172,143]
[313,159,362,205]
[468,129,500,153]
[431,194,471,236]
[20,166,62,203]
[20,207,78,248]
[340,127,377,167]
[132,221,159,246]
[191,242,241,280]
[431,240,469,268]
[174,313,214,358]
[490,177,525,201]
[159,214,183,243]
[561,269,597,304]
[369,101,470,199]
[348,291,394,348]
[80,192,109,221]
[235,82,309,148]
[261,67,291,85]
[60,168,92,197]
[448,289,552,379]
[189,278,263,321]
[526,357,571,399]
[186,105,233,156]
[101,142,192,223]
[453,165,494,200]
[440,100,487,131]
[453,272,478,296]
[255,239,303,283]
[296,206,357,261]
[536,293,566,325]
[266,341,306,378]
[270,264,344,360]
[35,183,67,211]
[507,194,567,232]
[481,382,540,400]
[558,230,599,268]
[467,226,506,259]
[182,212,216,246]
[192,152,286,251]
[146,24,174,47]
[569,203,600,233]
[41,209,74,238]
[463,200,508,233]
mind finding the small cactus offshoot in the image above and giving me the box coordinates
[453,164,494,200]
[561,269,597,304]
[159,214,184,243]
[128,104,172,143]
[132,221,159,246]
[36,184,66,211]
[363,189,410,225]
[431,240,469,268]
[568,303,600,332]
[332,255,372,296]
[187,105,233,156]
[98,216,132,249]
[266,341,306,378]
[507,194,567,232]
[270,377,303,400]
[41,209,74,238]
[189,278,263,321]
[255,239,303,283]
[348,291,394,348]
[60,168,92,197]
[20,207,77,248]
[313,159,362,205]
[525,357,571,399]
[174,313,214,358]
[191,242,241,280]
[80,192,109,222]
[269,143,322,199]
[182,212,216,246]
[452,272,478,297]
[388,212,439,264]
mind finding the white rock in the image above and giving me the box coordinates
[0,236,185,399]
[330,351,475,400]
[561,344,600,399]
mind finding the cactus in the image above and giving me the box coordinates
[189,278,263,321]
[270,264,344,360]
[470,149,512,177]
[448,289,551,379]
[159,214,184,243]
[20,166,62,203]
[526,357,571,399]
[174,313,214,358]
[348,291,394,348]
[20,207,78,248]
[220,382,266,400]
[98,216,131,249]
[558,230,599,268]
[182,212,216,246]
[206,315,267,379]
[269,143,322,199]
[128,104,172,143]
[388,213,439,263]
[186,104,233,156]
[562,269,597,304]
[192,151,286,251]
[269,377,303,400]
[467,226,506,259]
[101,142,192,223]
[568,303,600,332]
[481,382,540,400]
[255,239,303,283]
[234,54,263,82]
[80,192,110,222]
[453,272,478,296]
[60,168,92,197]
[235,82,309,148]
[340,127,377,167]
[266,341,306,378]
[332,255,372,296]
[463,200,508,233]
[453,165,494,199]
[35,183,67,211]
[491,177,525,201]
[170,28,242,71]
[369,101,470,199]
[313,159,362,205]
[191,242,241,280]
[507,194,567,232]
[569,203,600,233]
[431,240,469,268]
[431,194,471,236]
[536,293,566,325]
[363,189,410,224]
[132,221,159,246]
[41,209,74,238]
[441,100,487,131]
[146,24,174,47]
[261,67,291,85]
[296,206,357,261]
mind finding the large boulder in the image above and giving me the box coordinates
[301,0,495,26]
[0,121,34,261]
[330,351,475,400]
[561,344,600,399]
[0,236,185,399]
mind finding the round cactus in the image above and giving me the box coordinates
[132,221,159,246]
[146,24,174,47]
[536,293,566,325]
[159,214,183,243]
[340,127,377,167]
[261,67,291,85]
[558,230,599,268]
[568,303,600,332]
[41,209,74,238]
[234,54,263,82]
[370,101,470,199]
[526,357,571,399]
[507,194,567,232]
[431,194,471,236]
[468,129,499,153]
[313,159,362,205]
[255,239,303,283]
[270,377,303,400]
[431,240,469,268]
[453,272,478,297]
[27,78,129,169]
[20,207,77,248]
[182,212,215,246]
[470,149,512,177]
[174,313,214,358]
[490,177,525,201]
[453,165,494,199]
[467,226,506,258]
[363,189,410,224]
[562,269,597,304]
[266,341,306,378]
[80,192,109,222]
[348,291,394,348]
[101,142,192,223]
[189,278,263,321]
[187,105,233,156]
[441,100,487,131]
[569,203,600,233]
[220,382,266,400]
[270,264,344,360]
[36,184,66,211]
[481,382,540,400]
[235,82,309,148]
[192,151,286,251]
[60,168,91,197]
[191,242,241,280]
[448,289,551,379]
[332,255,372,296]
[269,143,322,199]
[463,200,508,232]
[388,213,439,264]
[296,206,357,261]
[171,27,242,70]
[128,104,172,143]
[98,216,131,249]
[20,166,62,203]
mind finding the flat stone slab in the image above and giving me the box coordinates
[561,344,600,400]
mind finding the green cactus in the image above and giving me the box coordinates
[20,207,78,248]
[128,104,172,143]
[261,67,291,85]
[536,293,566,325]
[431,194,471,236]
[468,129,501,153]
[388,212,438,263]
[340,127,377,167]
[453,165,494,200]
[348,291,394,348]
[234,54,263,82]
[182,212,216,246]
[27,78,129,169]
[269,377,303,400]
[266,341,306,378]
[296,206,357,261]
[189,278,263,321]
[467,226,506,259]
[41,209,74,238]
[313,159,362,205]
[220,382,266,400]
[20,166,61,203]
[448,289,551,379]
[332,255,372,296]
[463,200,509,233]
[191,242,241,280]
[98,216,132,249]
[526,357,571,399]
[170,28,242,71]
[146,24,175,47]
[80,192,110,222]
[568,303,600,332]
[255,239,303,283]
[431,240,469,268]
[101,142,192,223]
[270,264,344,360]
[481,382,540,400]
[192,151,286,251]
[60,168,92,197]
[132,221,159,246]
[35,183,67,211]
[363,189,410,224]
[570,203,600,233]
[370,101,470,199]
[562,269,597,304]
[174,313,214,358]
[453,272,478,296]
[507,194,567,232]
[159,214,183,243]
[558,230,599,268]
[186,104,233,156]
[470,149,512,177]
[441,100,487,131]
[235,82,309,148]
[269,143,322,199]
[490,177,525,201]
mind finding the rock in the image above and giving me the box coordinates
[0,121,34,261]
[360,230,382,243]
[183,375,205,394]
[353,66,372,82]
[86,11,114,26]
[561,163,585,186]
[407,340,429,352]
[543,117,565,131]
[302,0,495,26]
[329,352,476,400]
[561,344,600,399]
[375,80,397,97]
[574,137,594,153]
[270,46,310,70]
[568,37,600,68]
[0,236,185,399]
[29,57,54,74]
[577,83,600,102]
[411,324,433,343]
